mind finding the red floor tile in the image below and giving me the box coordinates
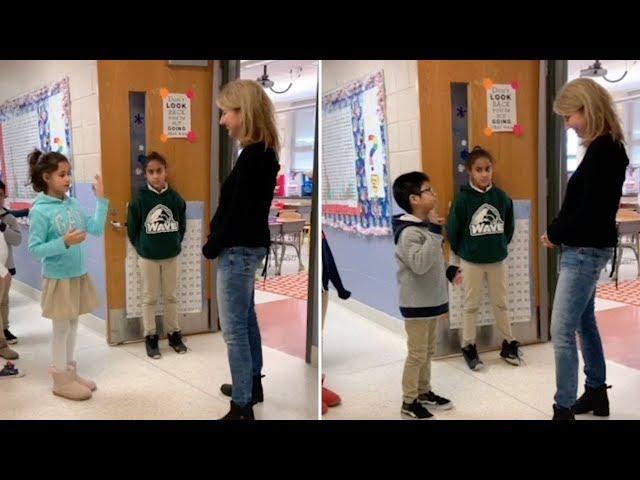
[256,273,308,301]
[596,305,640,371]
[256,298,308,360]
[596,279,640,306]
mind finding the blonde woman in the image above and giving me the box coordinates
[203,80,280,420]
[542,78,629,420]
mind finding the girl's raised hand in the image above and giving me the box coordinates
[92,174,104,198]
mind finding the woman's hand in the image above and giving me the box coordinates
[92,174,104,198]
[541,232,557,249]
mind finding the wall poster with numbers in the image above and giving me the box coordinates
[321,71,392,236]
[0,78,73,221]
[448,199,533,329]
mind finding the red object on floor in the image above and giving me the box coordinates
[256,298,307,360]
[596,305,640,371]
[256,273,308,301]
[596,280,640,307]
[322,402,328,415]
[322,387,341,407]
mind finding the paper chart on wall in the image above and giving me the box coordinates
[448,200,533,329]
[125,218,203,318]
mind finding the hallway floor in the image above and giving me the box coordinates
[322,295,640,420]
[1,290,318,420]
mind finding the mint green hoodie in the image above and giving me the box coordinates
[28,192,109,279]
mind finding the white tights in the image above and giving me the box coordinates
[51,317,79,371]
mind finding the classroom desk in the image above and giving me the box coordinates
[614,208,640,283]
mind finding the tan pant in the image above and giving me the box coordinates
[1,275,9,329]
[402,318,438,403]
[139,256,180,337]
[461,259,514,347]
[0,278,9,349]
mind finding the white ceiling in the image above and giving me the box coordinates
[240,60,318,107]
[568,60,640,97]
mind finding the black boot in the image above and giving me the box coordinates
[574,384,611,416]
[220,375,264,405]
[219,400,255,420]
[552,404,575,420]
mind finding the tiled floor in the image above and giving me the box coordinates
[1,290,317,420]
[322,286,640,420]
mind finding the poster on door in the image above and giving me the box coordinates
[448,200,533,329]
[162,93,191,138]
[486,84,517,132]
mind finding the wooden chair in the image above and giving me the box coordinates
[273,219,306,274]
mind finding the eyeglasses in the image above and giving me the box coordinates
[418,187,435,196]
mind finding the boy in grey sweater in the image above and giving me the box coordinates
[393,172,462,419]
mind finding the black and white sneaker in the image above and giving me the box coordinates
[3,329,17,345]
[0,361,24,379]
[500,340,523,366]
[461,344,484,371]
[145,334,161,359]
[418,391,453,410]
[168,331,187,354]
[401,399,434,419]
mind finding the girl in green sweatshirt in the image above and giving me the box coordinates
[447,146,521,371]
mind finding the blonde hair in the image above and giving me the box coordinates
[553,77,625,146]
[217,79,281,153]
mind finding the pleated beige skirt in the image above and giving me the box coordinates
[41,274,100,321]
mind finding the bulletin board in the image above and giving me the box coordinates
[0,78,73,215]
[321,71,392,236]
[448,200,533,329]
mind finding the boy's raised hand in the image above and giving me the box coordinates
[453,269,463,286]
[428,209,445,225]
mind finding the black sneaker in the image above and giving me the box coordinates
[167,331,187,354]
[418,391,453,410]
[461,344,484,371]
[145,334,161,359]
[0,361,25,379]
[219,400,255,420]
[3,329,17,345]
[552,404,575,420]
[500,340,523,366]
[401,399,434,419]
[220,375,264,405]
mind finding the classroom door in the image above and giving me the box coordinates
[417,60,542,355]
[97,60,214,344]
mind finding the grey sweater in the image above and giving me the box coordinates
[0,207,22,272]
[393,214,459,319]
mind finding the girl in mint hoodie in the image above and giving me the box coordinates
[447,146,521,371]
[27,149,109,401]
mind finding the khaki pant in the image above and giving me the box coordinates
[461,259,514,347]
[139,256,180,337]
[1,275,9,329]
[402,318,438,403]
[0,277,9,349]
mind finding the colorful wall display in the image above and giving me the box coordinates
[322,71,392,236]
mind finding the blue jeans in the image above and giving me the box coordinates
[217,246,267,407]
[550,246,612,409]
